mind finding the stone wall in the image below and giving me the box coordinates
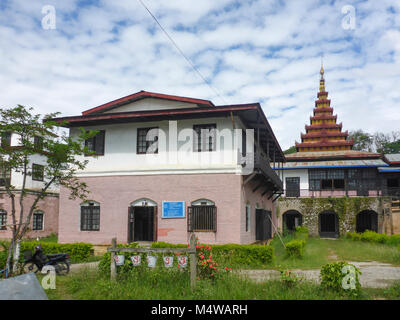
[277,196,393,236]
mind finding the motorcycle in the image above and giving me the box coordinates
[23,244,70,275]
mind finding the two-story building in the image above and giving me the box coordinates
[0,132,59,239]
[53,91,284,245]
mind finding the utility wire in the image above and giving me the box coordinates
[137,0,229,105]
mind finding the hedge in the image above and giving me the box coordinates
[98,242,275,275]
[0,241,94,268]
[346,231,400,246]
[285,239,306,258]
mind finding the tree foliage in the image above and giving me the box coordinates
[0,105,97,276]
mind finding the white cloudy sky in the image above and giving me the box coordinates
[0,0,399,150]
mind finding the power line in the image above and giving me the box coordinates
[136,0,229,105]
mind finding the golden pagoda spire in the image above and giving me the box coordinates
[319,56,325,92]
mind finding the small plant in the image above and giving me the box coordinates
[285,240,306,258]
[194,238,232,281]
[279,268,301,288]
[320,261,362,297]
[295,226,309,240]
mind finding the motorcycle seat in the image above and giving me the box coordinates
[47,253,68,260]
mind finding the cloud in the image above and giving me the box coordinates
[0,0,399,150]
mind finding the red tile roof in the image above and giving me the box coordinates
[81,90,214,115]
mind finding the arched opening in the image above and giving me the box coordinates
[188,199,217,232]
[356,210,378,233]
[128,198,158,243]
[80,200,100,231]
[282,210,302,232]
[319,210,339,238]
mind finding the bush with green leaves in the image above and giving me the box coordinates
[294,226,309,240]
[285,240,306,258]
[0,241,93,268]
[320,261,362,297]
[346,230,400,246]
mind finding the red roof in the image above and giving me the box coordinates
[310,114,337,121]
[295,139,354,148]
[301,131,349,139]
[305,123,342,130]
[317,91,329,97]
[313,107,333,115]
[82,90,214,115]
[315,99,331,106]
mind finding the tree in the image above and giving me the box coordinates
[283,146,297,155]
[348,130,373,152]
[374,131,400,154]
[0,105,97,276]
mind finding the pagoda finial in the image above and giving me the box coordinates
[320,56,324,80]
[319,56,325,92]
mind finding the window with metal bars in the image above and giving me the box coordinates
[33,211,44,231]
[187,205,217,232]
[0,210,7,230]
[32,163,44,181]
[1,132,11,148]
[137,127,158,154]
[285,177,300,197]
[85,130,105,156]
[193,124,216,152]
[80,203,100,231]
[0,166,11,186]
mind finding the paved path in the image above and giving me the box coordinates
[69,261,100,273]
[238,261,400,288]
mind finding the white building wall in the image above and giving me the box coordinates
[279,168,309,195]
[70,116,252,177]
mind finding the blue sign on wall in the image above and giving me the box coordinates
[162,201,185,218]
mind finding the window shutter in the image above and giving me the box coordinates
[95,130,105,155]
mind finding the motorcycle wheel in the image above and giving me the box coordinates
[56,261,70,275]
[23,262,39,274]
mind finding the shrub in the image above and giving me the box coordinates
[387,234,400,246]
[285,240,306,258]
[0,241,94,270]
[211,244,274,267]
[99,242,275,275]
[360,230,388,244]
[320,261,362,297]
[279,269,301,287]
[294,226,309,240]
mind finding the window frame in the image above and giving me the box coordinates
[0,211,7,230]
[80,202,100,231]
[285,177,300,197]
[187,201,217,232]
[32,163,44,181]
[136,127,159,155]
[193,123,217,152]
[84,130,105,156]
[32,211,44,231]
[245,204,251,232]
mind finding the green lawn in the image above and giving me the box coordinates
[42,267,400,300]
[270,236,400,270]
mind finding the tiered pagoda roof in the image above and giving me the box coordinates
[295,64,354,152]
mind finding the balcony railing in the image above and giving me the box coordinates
[280,187,400,199]
[238,150,283,191]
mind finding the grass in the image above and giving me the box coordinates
[269,235,400,270]
[42,267,386,300]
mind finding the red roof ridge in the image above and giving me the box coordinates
[82,90,215,115]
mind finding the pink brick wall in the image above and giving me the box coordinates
[58,173,245,245]
[240,177,276,243]
[0,192,59,240]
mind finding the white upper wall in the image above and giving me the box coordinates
[102,98,198,114]
[70,116,255,176]
[278,168,309,190]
